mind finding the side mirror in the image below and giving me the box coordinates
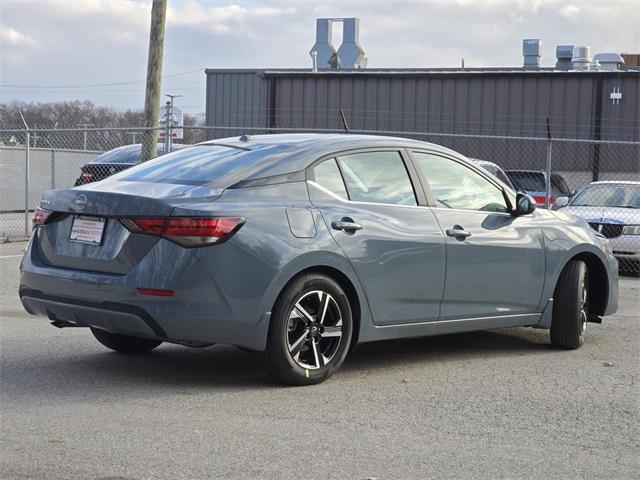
[514,192,537,216]
[555,196,569,208]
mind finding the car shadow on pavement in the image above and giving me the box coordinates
[343,327,552,373]
[1,327,552,400]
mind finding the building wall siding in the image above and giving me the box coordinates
[206,70,639,173]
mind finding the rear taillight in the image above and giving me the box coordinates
[533,195,554,205]
[81,171,93,182]
[32,207,52,229]
[121,217,245,247]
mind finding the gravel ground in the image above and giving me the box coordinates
[1,240,638,480]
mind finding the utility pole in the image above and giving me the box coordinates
[141,0,167,161]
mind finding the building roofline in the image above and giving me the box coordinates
[205,67,640,77]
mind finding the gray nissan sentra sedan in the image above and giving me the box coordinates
[19,134,619,385]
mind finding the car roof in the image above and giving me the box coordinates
[471,158,501,168]
[589,180,640,186]
[199,133,467,178]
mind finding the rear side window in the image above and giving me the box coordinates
[506,172,546,191]
[312,159,348,199]
[336,151,417,206]
[551,174,571,195]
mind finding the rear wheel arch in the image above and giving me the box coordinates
[559,252,608,317]
[271,265,362,350]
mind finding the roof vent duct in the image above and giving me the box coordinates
[555,45,573,70]
[522,39,542,70]
[572,46,592,70]
[310,18,366,70]
[593,53,625,71]
[309,19,338,70]
[337,18,367,69]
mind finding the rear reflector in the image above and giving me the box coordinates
[137,288,174,297]
[121,216,245,247]
[32,207,53,229]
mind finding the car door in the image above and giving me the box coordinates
[307,150,446,326]
[410,151,545,320]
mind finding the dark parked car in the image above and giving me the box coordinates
[505,170,573,207]
[471,159,515,190]
[22,134,618,385]
[74,143,186,186]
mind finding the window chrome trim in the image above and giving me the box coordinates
[307,180,427,210]
[428,206,513,217]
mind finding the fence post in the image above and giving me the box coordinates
[24,131,30,236]
[545,118,552,209]
[51,149,56,189]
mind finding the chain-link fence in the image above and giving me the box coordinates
[1,125,638,272]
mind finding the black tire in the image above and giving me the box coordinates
[264,274,353,385]
[90,327,162,354]
[550,259,588,350]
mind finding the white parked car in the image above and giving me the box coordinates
[556,181,640,265]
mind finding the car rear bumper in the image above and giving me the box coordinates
[18,233,275,350]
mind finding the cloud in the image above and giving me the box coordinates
[560,4,582,19]
[0,24,39,49]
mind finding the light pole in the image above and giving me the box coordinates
[164,94,182,153]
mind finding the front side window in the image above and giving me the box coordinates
[336,151,417,206]
[312,159,348,199]
[413,152,508,213]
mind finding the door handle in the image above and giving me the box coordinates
[331,218,363,233]
[446,225,471,240]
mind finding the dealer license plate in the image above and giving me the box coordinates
[69,216,106,245]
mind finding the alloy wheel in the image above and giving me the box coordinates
[580,275,588,334]
[286,290,343,369]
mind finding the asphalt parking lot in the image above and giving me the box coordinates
[1,240,638,480]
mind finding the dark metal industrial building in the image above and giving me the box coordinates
[205,67,639,176]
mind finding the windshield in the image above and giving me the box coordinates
[570,184,640,208]
[506,172,545,191]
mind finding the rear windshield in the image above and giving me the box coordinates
[112,144,295,186]
[506,172,545,191]
[91,145,143,164]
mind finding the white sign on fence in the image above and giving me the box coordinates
[159,107,183,139]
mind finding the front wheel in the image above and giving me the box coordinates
[550,259,588,349]
[264,274,353,385]
[90,328,162,354]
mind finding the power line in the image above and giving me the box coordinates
[0,68,202,90]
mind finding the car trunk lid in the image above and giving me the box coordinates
[34,181,224,274]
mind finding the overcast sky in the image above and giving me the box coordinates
[1,0,638,114]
